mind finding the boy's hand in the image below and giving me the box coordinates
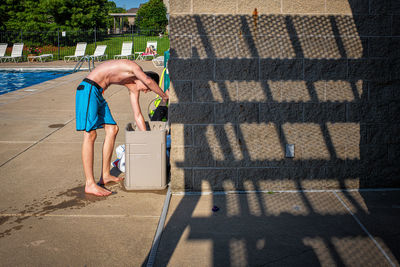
[162,90,169,103]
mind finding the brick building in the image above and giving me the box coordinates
[167,0,400,191]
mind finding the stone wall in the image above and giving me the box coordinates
[167,0,400,191]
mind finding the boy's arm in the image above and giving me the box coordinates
[131,64,169,102]
[128,88,146,131]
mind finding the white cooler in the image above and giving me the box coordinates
[124,121,168,190]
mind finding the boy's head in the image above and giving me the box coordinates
[144,71,160,85]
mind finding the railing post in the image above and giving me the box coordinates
[131,27,135,54]
[57,29,60,60]
[94,27,97,47]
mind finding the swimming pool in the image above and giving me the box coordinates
[0,69,73,95]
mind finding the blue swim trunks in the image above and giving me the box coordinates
[75,78,116,132]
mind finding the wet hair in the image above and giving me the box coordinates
[144,71,160,85]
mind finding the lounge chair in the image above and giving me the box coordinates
[64,42,87,62]
[0,43,7,62]
[152,56,164,68]
[27,54,53,62]
[114,42,134,59]
[136,41,158,60]
[1,43,24,62]
[89,45,107,61]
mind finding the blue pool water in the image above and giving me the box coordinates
[0,70,72,95]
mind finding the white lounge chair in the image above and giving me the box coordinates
[89,45,107,61]
[136,41,158,60]
[114,42,134,59]
[27,54,53,62]
[152,56,164,68]
[1,43,24,62]
[0,43,7,62]
[64,42,87,62]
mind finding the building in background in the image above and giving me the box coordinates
[109,7,139,33]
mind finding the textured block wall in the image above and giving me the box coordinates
[168,0,400,191]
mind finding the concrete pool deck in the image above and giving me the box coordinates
[0,60,399,266]
[0,60,168,266]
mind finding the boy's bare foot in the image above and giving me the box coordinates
[99,175,124,185]
[85,183,112,196]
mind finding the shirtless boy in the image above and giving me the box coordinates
[75,59,168,196]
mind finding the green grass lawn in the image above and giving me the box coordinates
[92,35,170,59]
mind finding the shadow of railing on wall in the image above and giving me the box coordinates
[142,5,399,266]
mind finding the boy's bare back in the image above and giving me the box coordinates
[86,59,142,90]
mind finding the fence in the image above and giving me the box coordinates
[0,28,169,61]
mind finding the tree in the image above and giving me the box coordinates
[1,0,116,32]
[0,0,121,45]
[135,0,167,32]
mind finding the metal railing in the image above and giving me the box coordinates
[73,56,95,72]
[0,28,169,61]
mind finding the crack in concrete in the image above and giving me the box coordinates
[0,118,73,168]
